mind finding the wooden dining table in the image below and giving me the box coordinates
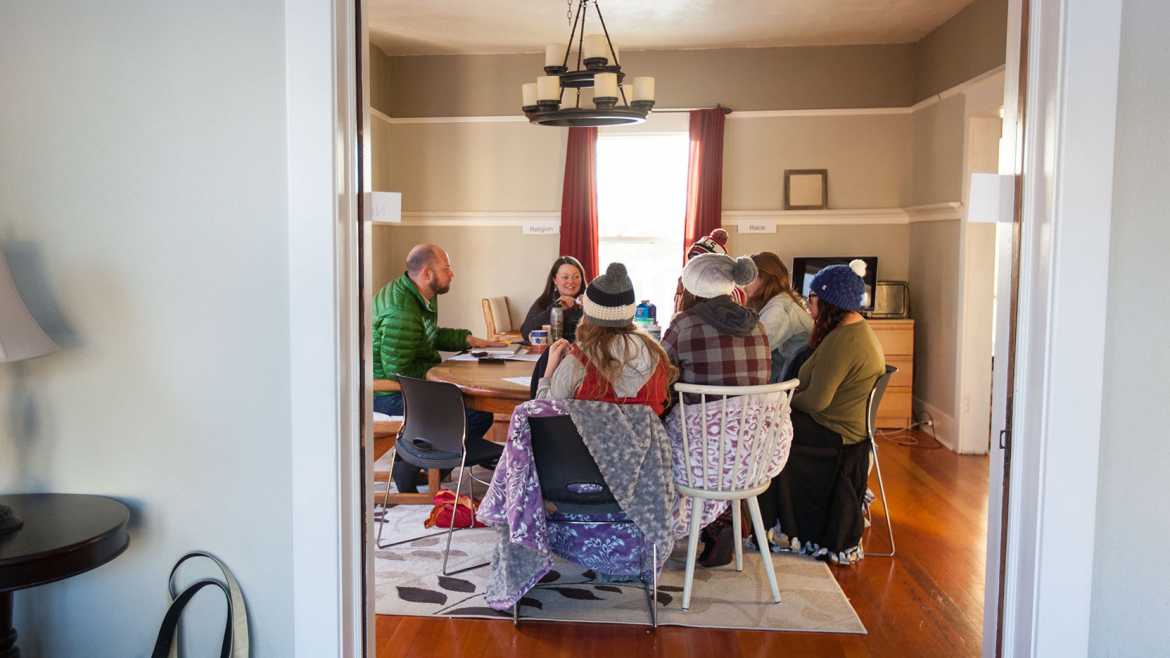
[425,357,536,415]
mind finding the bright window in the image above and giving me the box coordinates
[596,132,690,326]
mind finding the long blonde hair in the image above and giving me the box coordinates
[574,318,678,393]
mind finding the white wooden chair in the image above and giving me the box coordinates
[671,380,799,610]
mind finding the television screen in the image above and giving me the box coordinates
[791,256,879,313]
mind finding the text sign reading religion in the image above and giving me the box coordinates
[522,223,560,235]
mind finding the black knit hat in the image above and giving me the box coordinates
[582,262,636,327]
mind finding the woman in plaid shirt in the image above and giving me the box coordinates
[662,253,772,389]
[661,253,771,567]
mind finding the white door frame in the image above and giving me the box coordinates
[287,0,1127,655]
[995,0,1122,657]
[286,0,365,656]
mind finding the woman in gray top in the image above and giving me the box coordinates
[744,252,813,382]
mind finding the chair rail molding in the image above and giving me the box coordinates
[904,202,964,223]
[382,207,958,229]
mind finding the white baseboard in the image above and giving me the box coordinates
[913,397,959,453]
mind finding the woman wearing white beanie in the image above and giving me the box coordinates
[661,253,772,567]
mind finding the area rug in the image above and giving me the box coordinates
[373,487,866,634]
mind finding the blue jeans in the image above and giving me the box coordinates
[374,393,495,493]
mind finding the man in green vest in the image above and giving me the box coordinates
[373,243,505,493]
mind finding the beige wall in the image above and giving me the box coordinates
[375,45,916,117]
[1091,1,1170,654]
[370,44,392,115]
[908,220,961,416]
[381,119,567,211]
[724,115,913,209]
[727,224,911,281]
[911,94,966,206]
[370,115,390,192]
[373,225,561,335]
[913,0,1009,101]
[377,112,915,209]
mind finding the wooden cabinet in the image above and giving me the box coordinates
[869,319,914,429]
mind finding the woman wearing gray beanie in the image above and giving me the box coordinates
[753,262,886,565]
[660,253,772,567]
[536,262,677,415]
[663,253,772,390]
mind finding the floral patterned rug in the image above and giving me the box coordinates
[373,499,866,634]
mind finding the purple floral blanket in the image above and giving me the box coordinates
[476,399,674,610]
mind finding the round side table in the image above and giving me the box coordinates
[0,494,130,658]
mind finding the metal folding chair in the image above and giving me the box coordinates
[864,365,899,557]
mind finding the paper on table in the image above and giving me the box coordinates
[502,377,531,387]
[446,351,540,363]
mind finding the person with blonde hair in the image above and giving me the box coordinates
[537,262,675,415]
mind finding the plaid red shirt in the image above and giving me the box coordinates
[662,309,772,390]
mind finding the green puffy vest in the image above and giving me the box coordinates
[372,273,470,387]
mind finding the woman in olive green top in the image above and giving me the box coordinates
[755,262,884,565]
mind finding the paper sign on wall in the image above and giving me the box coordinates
[738,222,776,234]
[522,223,560,235]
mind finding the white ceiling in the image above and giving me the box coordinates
[369,0,976,56]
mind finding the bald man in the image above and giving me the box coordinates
[373,244,504,493]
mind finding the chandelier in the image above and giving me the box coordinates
[521,0,656,127]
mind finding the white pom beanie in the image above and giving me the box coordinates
[681,253,758,299]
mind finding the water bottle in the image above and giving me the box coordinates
[549,304,564,342]
[635,300,652,327]
[646,300,657,324]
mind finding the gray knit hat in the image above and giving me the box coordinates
[582,262,636,327]
[681,253,758,299]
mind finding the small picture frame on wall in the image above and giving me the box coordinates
[784,169,828,210]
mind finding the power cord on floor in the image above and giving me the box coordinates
[874,410,944,449]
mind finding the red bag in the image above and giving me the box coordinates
[423,489,486,529]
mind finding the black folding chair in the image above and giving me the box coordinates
[517,414,659,627]
[374,376,502,575]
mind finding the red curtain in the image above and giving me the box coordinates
[559,127,600,280]
[683,107,731,262]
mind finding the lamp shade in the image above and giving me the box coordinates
[0,250,57,362]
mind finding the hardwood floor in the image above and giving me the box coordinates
[375,431,989,658]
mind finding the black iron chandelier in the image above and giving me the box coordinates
[521,0,656,127]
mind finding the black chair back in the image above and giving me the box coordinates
[780,344,814,383]
[529,416,622,515]
[865,365,899,440]
[397,376,467,453]
[528,348,551,399]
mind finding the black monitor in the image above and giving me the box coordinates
[791,256,879,313]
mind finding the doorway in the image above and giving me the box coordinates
[346,2,1071,650]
